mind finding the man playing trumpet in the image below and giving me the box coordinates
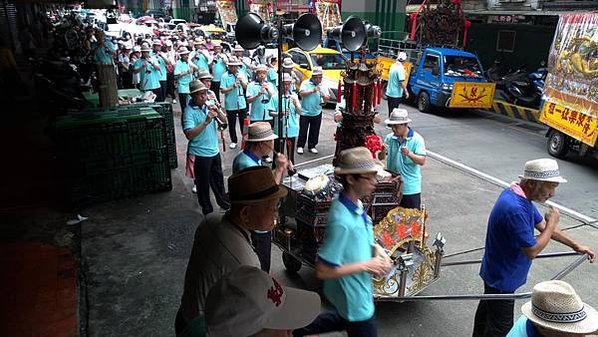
[220,56,248,150]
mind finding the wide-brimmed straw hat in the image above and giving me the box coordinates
[233,44,244,52]
[228,166,288,204]
[282,57,295,69]
[189,80,208,94]
[312,67,323,76]
[255,64,268,72]
[140,46,152,52]
[178,46,190,55]
[282,73,292,83]
[519,158,567,183]
[385,108,412,125]
[227,56,242,66]
[194,37,205,45]
[521,280,598,334]
[197,70,212,80]
[247,122,278,142]
[335,147,383,175]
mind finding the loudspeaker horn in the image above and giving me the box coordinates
[326,16,366,52]
[235,13,279,50]
[364,22,382,39]
[282,13,323,52]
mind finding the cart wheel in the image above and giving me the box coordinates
[547,129,569,158]
[418,91,431,113]
[282,252,302,273]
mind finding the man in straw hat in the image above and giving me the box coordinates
[220,55,248,150]
[152,39,168,102]
[174,47,198,114]
[379,108,426,209]
[272,72,302,165]
[183,80,230,215]
[190,38,210,72]
[176,166,288,336]
[232,122,293,272]
[507,280,598,337]
[200,265,321,337]
[246,64,276,126]
[294,147,392,337]
[209,41,227,101]
[385,51,409,116]
[132,45,162,96]
[281,57,302,93]
[232,44,251,80]
[473,158,595,337]
[297,66,330,155]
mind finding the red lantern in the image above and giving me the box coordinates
[337,80,342,103]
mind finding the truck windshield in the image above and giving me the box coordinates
[310,53,346,70]
[444,56,483,78]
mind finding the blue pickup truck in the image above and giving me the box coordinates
[408,48,489,112]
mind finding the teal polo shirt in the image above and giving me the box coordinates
[247,81,276,121]
[191,51,209,72]
[134,57,161,91]
[384,128,426,195]
[174,60,193,94]
[183,101,220,157]
[232,149,262,173]
[212,57,227,82]
[154,52,167,81]
[272,94,299,138]
[299,80,323,117]
[318,193,375,322]
[267,68,278,87]
[221,72,247,111]
[386,62,405,98]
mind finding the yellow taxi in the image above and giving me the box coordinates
[286,46,346,104]
[198,24,227,44]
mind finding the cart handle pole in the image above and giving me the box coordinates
[551,254,589,281]
[441,251,581,267]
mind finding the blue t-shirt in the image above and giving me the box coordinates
[174,60,193,94]
[211,56,227,82]
[480,188,542,292]
[247,81,276,121]
[507,316,539,337]
[318,193,375,322]
[221,72,247,111]
[134,57,161,91]
[272,94,299,138]
[299,80,323,117]
[183,101,220,157]
[191,51,210,72]
[384,128,426,195]
[386,62,405,98]
[232,149,262,173]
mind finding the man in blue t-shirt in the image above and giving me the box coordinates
[385,52,410,116]
[380,108,426,209]
[473,159,595,337]
[294,147,391,337]
[183,80,230,215]
[297,67,330,155]
[152,40,168,102]
[220,56,248,149]
[209,42,227,101]
[132,46,162,96]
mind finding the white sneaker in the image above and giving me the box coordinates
[297,147,304,154]
[192,185,197,193]
[172,99,177,104]
[309,148,318,154]
[229,142,237,149]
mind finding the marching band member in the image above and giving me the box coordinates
[152,40,168,102]
[190,38,210,73]
[174,47,198,115]
[271,73,301,165]
[132,45,162,99]
[210,41,228,101]
[297,66,330,155]
[220,56,248,150]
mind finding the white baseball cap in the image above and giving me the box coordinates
[205,266,321,337]
[397,52,407,62]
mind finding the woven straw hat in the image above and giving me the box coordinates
[189,80,208,94]
[334,147,383,175]
[197,70,213,80]
[282,57,295,69]
[227,56,242,66]
[228,166,288,204]
[178,46,190,55]
[385,108,412,125]
[233,44,244,52]
[140,46,152,52]
[247,122,278,142]
[282,73,292,83]
[255,64,268,72]
[312,67,323,76]
[519,158,567,183]
[521,280,598,334]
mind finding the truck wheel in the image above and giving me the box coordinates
[417,91,431,113]
[547,129,569,158]
[282,252,302,273]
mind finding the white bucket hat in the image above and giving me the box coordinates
[312,66,323,76]
[385,108,412,125]
[397,51,407,62]
[227,56,243,66]
[233,44,244,52]
[334,146,383,175]
[247,122,278,142]
[282,57,295,69]
[189,80,208,94]
[282,73,292,83]
[519,158,567,183]
[521,280,598,334]
[177,46,190,55]
[255,64,268,72]
[197,70,212,80]
[140,46,152,52]
[205,265,321,337]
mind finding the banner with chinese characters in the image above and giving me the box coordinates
[545,13,598,118]
[449,82,495,109]
[540,101,598,146]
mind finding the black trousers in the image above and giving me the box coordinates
[193,154,230,215]
[387,96,403,116]
[293,311,378,337]
[158,80,167,102]
[166,72,175,99]
[226,108,248,144]
[174,307,186,336]
[472,283,515,337]
[399,193,421,209]
[297,114,322,149]
[274,137,296,165]
[120,71,133,89]
[179,93,189,125]
[211,81,221,101]
[251,231,272,273]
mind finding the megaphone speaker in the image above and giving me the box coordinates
[365,22,382,39]
[282,14,322,51]
[235,13,279,50]
[326,16,366,52]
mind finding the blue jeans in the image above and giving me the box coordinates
[293,311,377,337]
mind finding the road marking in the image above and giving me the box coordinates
[294,154,335,168]
[427,150,596,224]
